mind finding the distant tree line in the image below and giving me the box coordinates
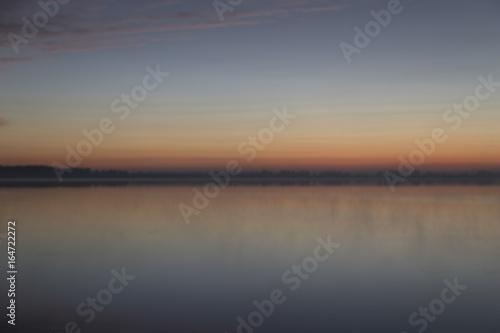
[0,165,499,183]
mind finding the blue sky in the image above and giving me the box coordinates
[1,0,499,170]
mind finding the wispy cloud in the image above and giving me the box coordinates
[0,57,35,70]
[274,0,329,7]
[296,5,347,13]
[0,57,34,64]
[146,1,181,9]
[0,0,352,64]
[232,9,290,19]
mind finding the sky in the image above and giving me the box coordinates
[0,0,499,171]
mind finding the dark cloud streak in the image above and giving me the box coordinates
[0,0,352,63]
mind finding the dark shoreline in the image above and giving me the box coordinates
[1,176,499,187]
[1,166,499,187]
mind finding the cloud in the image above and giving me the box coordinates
[146,1,181,9]
[0,0,352,61]
[0,57,35,70]
[232,9,290,19]
[296,5,347,13]
[0,0,37,20]
[274,0,329,7]
[30,19,260,54]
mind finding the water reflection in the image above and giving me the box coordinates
[0,186,498,332]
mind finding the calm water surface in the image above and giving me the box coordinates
[0,186,499,332]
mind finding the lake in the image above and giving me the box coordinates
[0,185,499,333]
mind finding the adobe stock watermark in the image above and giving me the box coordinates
[224,235,340,333]
[178,106,296,224]
[400,277,467,333]
[340,0,408,64]
[213,0,243,22]
[50,267,135,333]
[384,74,500,191]
[51,64,169,182]
[7,0,72,54]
